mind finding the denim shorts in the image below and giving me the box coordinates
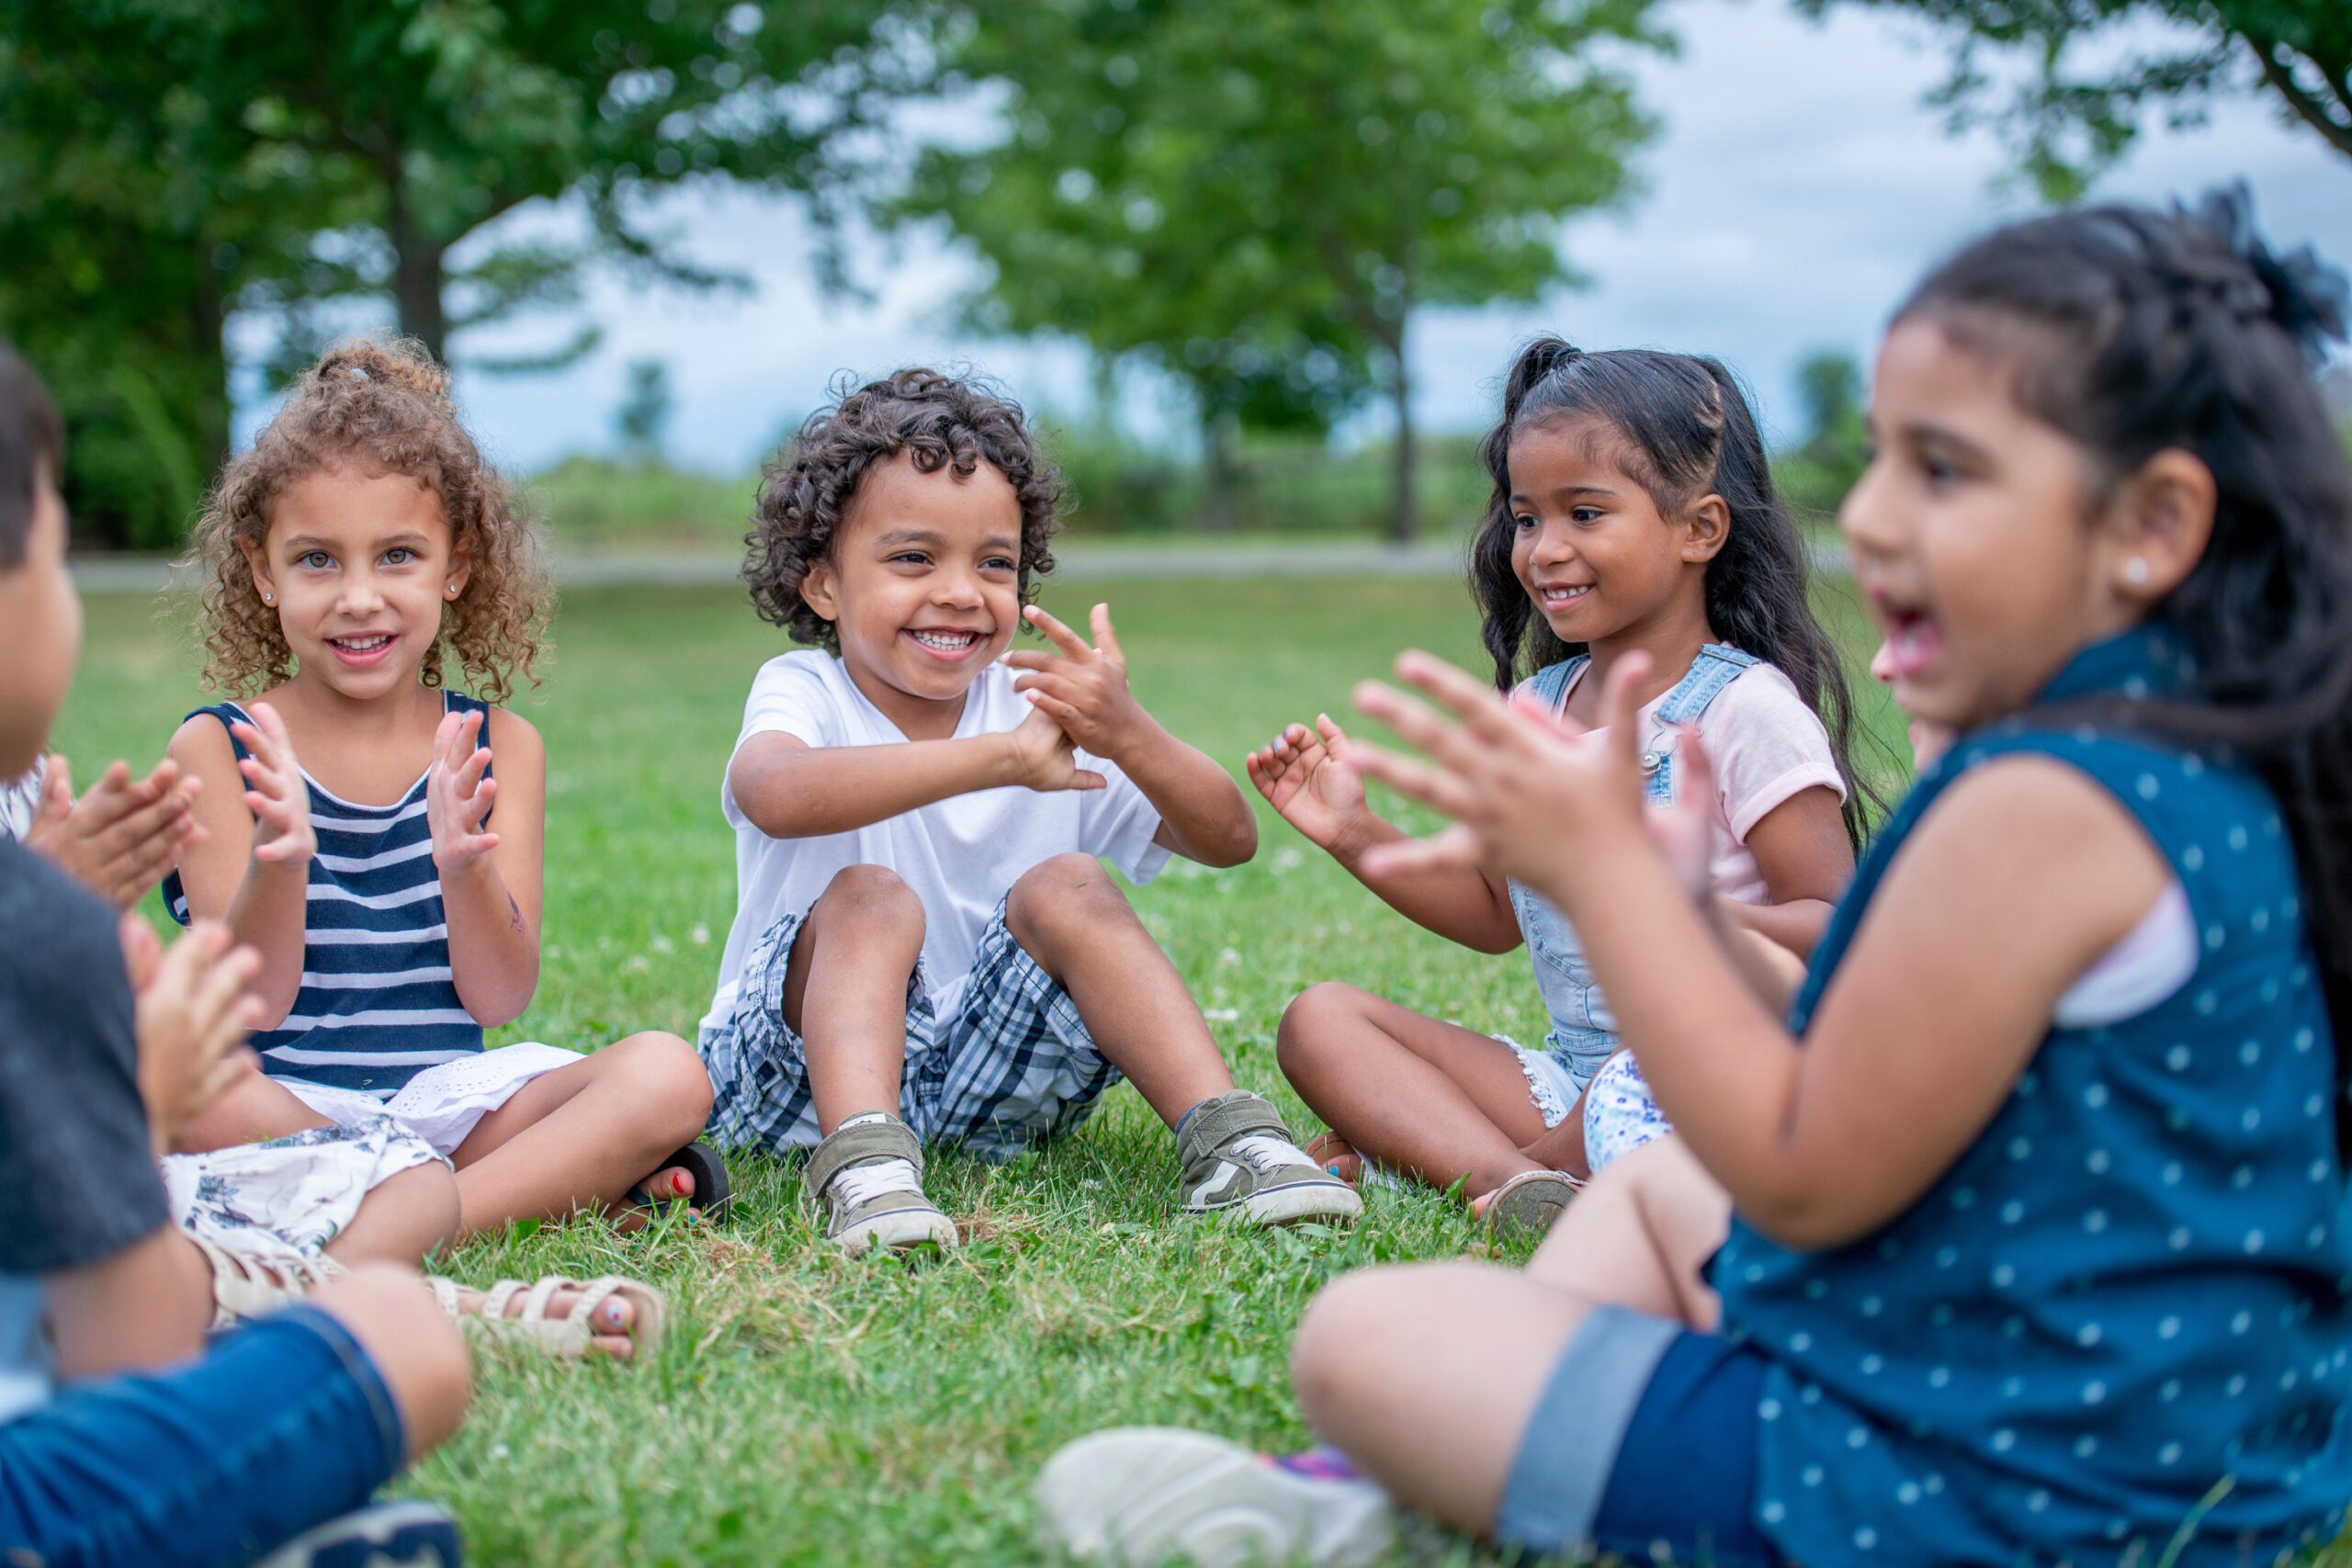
[0,1304,403,1568]
[700,894,1116,1162]
[1497,1305,1783,1567]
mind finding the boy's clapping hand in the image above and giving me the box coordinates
[23,754,206,912]
[1006,604,1152,759]
[119,914,262,1155]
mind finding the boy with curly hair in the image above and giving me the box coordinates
[703,368,1360,1249]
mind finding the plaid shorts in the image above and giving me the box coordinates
[699,893,1120,1161]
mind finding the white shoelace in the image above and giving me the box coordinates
[831,1156,924,1217]
[1223,1133,1309,1176]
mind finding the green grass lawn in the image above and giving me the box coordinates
[53,572,2328,1567]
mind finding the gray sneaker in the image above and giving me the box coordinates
[1176,1091,1363,1226]
[804,1113,959,1255]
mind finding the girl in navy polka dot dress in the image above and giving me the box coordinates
[1032,189,2352,1568]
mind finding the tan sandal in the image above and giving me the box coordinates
[1485,1169,1583,1239]
[427,1273,667,1360]
[189,1234,349,1327]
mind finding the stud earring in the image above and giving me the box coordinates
[2124,558,2150,586]
[262,592,274,604]
[447,583,459,597]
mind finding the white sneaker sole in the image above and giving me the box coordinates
[837,1206,960,1255]
[1036,1427,1393,1568]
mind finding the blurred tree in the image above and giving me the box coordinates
[615,357,675,460]
[0,0,898,542]
[899,0,1664,538]
[1794,0,2348,200]
[1774,347,1869,523]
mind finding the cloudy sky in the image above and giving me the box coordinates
[412,0,2352,474]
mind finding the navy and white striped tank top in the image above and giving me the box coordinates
[164,694,489,1097]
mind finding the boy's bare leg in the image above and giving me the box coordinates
[1277,982,1553,1198]
[1292,1260,1597,1535]
[1526,1134,1730,1328]
[304,1265,472,1462]
[779,863,927,1134]
[172,1069,334,1152]
[323,1159,462,1269]
[1002,852,1232,1125]
[445,1030,713,1241]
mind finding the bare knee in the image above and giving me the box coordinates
[1275,982,1372,1083]
[360,1160,462,1264]
[606,1030,716,1139]
[810,863,925,942]
[309,1264,470,1462]
[1004,852,1129,954]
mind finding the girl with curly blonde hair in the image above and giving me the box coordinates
[160,339,722,1358]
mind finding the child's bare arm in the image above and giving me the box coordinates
[1004,604,1255,867]
[432,707,543,1028]
[1715,785,1850,959]
[729,700,1105,840]
[165,704,314,1027]
[1351,650,2167,1251]
[1247,715,1520,952]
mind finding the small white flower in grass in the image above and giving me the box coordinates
[1217,947,1242,966]
[627,953,650,972]
[1204,1008,1240,1023]
[1271,847,1304,874]
[650,934,675,954]
[691,924,710,945]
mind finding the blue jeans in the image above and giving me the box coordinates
[0,1305,404,1568]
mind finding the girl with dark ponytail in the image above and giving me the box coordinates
[1245,339,1866,1233]
[1038,191,2352,1568]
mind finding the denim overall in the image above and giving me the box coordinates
[1508,644,1759,1087]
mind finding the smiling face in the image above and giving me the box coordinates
[244,465,466,703]
[797,452,1024,731]
[1506,415,1724,650]
[0,469,82,776]
[1841,316,2154,734]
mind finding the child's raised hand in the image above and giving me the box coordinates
[1245,716,1372,852]
[1005,604,1151,759]
[1005,697,1108,795]
[122,913,262,1152]
[229,701,315,867]
[425,707,499,872]
[24,754,207,912]
[1347,649,1657,901]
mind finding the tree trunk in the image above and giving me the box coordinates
[1202,411,1240,531]
[1385,324,1416,543]
[387,177,450,365]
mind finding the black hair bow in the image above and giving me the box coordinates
[2190,180,2351,371]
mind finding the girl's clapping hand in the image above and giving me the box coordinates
[229,701,315,866]
[426,707,499,872]
[1246,715,1372,853]
[1347,649,1668,901]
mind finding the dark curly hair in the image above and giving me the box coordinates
[745,367,1062,649]
[187,337,548,702]
[1471,339,1884,850]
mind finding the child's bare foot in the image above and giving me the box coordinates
[1304,1133,1363,1186]
[610,1165,695,1233]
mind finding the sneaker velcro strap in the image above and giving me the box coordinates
[806,1116,924,1198]
[1180,1091,1294,1159]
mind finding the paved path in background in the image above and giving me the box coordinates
[70,536,1848,593]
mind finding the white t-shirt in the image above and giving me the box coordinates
[703,652,1171,1034]
[1534,660,1847,904]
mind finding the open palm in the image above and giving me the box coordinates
[1246,715,1369,852]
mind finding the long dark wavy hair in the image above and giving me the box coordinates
[1895,188,2352,1149]
[1470,340,1881,848]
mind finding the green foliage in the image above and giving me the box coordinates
[897,0,1666,535]
[1789,0,2350,200]
[1776,348,1871,525]
[616,358,677,460]
[0,1,893,545]
[528,455,754,547]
